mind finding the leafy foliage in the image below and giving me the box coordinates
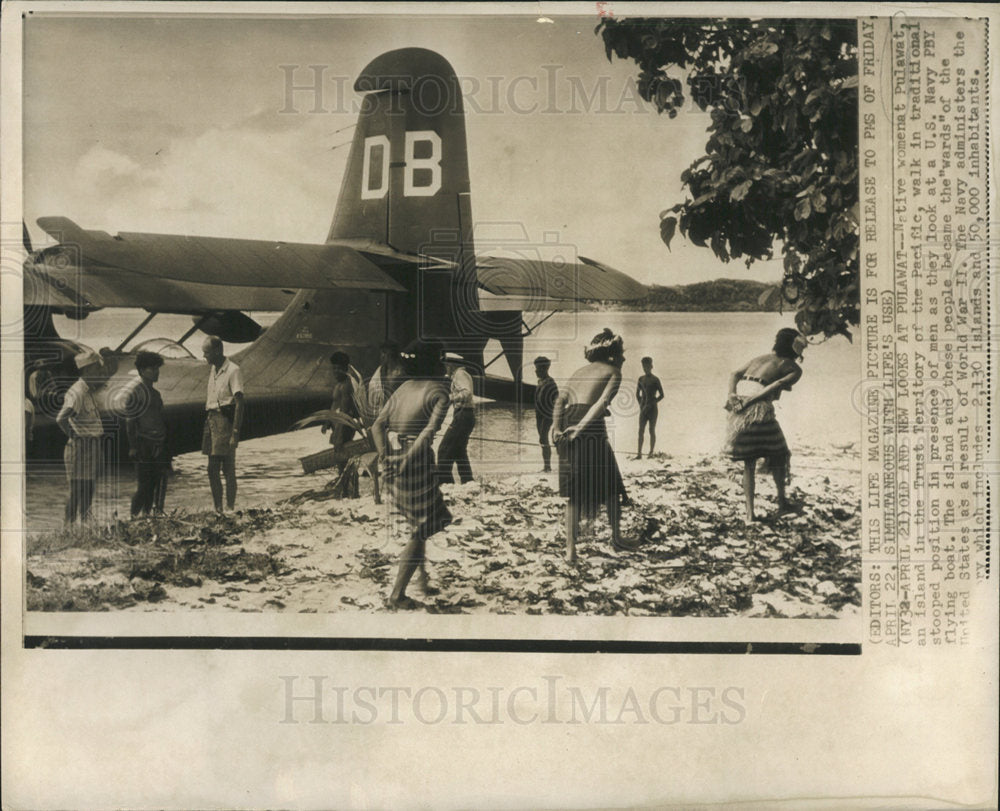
[26,509,291,610]
[598,18,859,337]
[26,457,862,616]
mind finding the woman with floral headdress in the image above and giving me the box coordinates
[724,327,807,522]
[552,327,636,562]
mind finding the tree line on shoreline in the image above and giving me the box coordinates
[599,277,782,312]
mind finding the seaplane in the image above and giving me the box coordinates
[22,47,646,463]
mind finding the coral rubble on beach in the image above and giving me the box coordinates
[25,450,860,618]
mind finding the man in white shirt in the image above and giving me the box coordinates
[201,336,244,512]
[56,349,107,523]
[436,354,476,484]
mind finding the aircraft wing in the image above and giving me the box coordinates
[24,250,297,313]
[26,216,407,313]
[475,255,647,309]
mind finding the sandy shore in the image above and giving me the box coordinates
[25,446,861,618]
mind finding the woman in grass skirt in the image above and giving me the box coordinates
[724,327,806,522]
[552,328,636,562]
[371,339,452,609]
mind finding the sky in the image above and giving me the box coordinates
[21,12,786,287]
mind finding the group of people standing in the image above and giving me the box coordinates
[48,323,807,609]
[318,334,644,605]
[533,351,665,474]
[323,342,479,489]
[52,335,243,524]
[362,326,806,606]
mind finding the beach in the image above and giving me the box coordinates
[25,443,861,618]
[23,311,862,617]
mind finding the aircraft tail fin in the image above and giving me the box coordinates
[327,48,473,263]
[328,48,491,365]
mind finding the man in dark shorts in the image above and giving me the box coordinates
[125,351,170,516]
[533,356,558,472]
[635,356,664,459]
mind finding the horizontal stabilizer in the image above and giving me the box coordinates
[325,238,456,269]
[476,255,647,304]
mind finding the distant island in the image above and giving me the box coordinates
[601,278,783,312]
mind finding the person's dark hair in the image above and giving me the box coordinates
[584,328,624,365]
[401,339,444,377]
[134,351,164,372]
[773,328,802,360]
[533,356,551,369]
[329,351,351,369]
[641,356,652,366]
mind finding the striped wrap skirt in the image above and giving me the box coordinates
[723,381,790,465]
[383,438,452,539]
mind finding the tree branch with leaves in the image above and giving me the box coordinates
[599,17,859,338]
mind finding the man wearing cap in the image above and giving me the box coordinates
[125,351,169,516]
[436,353,476,485]
[56,349,106,523]
[201,336,244,512]
[533,356,558,473]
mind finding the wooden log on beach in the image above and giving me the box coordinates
[300,438,372,474]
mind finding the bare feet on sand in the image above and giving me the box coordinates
[415,569,440,596]
[612,536,642,552]
[386,595,423,611]
[775,499,804,516]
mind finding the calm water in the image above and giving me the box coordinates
[521,311,861,454]
[25,311,861,530]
